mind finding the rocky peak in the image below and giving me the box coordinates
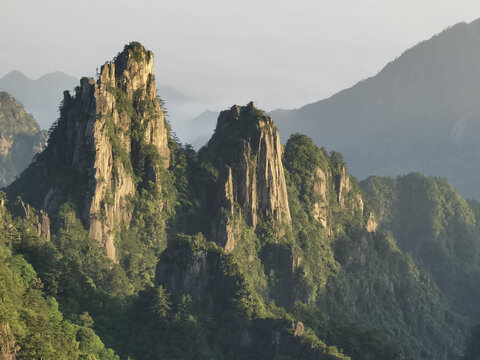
[108,42,155,99]
[7,42,171,260]
[82,43,170,259]
[203,103,291,250]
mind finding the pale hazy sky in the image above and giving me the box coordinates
[1,0,480,113]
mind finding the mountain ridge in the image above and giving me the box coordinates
[2,41,480,360]
[271,18,480,199]
[0,70,78,130]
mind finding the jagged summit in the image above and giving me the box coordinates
[205,101,276,165]
[7,42,171,260]
[98,42,156,101]
[200,102,291,251]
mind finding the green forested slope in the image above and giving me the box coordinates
[2,43,477,360]
[361,173,480,322]
[0,194,118,359]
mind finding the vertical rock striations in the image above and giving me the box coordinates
[201,102,291,251]
[7,42,170,260]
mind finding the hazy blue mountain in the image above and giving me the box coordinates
[158,85,194,105]
[0,70,77,130]
[182,109,220,148]
[271,18,480,199]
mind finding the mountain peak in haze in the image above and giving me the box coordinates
[7,41,170,260]
[0,70,77,130]
[271,18,480,199]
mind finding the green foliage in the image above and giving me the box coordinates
[123,287,217,359]
[283,134,342,296]
[231,222,269,299]
[104,114,134,179]
[168,143,206,235]
[361,173,480,320]
[6,90,92,214]
[151,285,171,319]
[0,226,118,359]
[4,72,479,360]
[283,135,469,359]
[199,103,272,169]
[326,230,467,358]
[121,41,148,63]
[170,233,220,253]
[54,203,131,298]
[0,92,39,137]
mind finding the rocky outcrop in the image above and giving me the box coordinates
[336,166,351,209]
[334,165,365,219]
[292,321,305,337]
[0,138,12,156]
[69,43,169,259]
[37,210,51,240]
[75,74,137,260]
[203,102,291,251]
[312,167,328,228]
[366,212,378,233]
[211,168,239,252]
[7,43,170,260]
[13,200,51,240]
[0,324,18,360]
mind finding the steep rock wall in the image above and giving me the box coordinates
[7,43,170,260]
[202,102,291,251]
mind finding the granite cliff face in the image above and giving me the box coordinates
[200,102,291,251]
[7,43,170,260]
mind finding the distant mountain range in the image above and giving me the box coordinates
[0,71,78,130]
[179,109,220,148]
[271,18,480,199]
[0,70,203,142]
